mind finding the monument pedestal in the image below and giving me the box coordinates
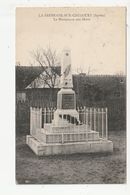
[26,121,113,156]
[26,135,113,156]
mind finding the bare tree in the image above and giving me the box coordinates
[86,65,96,75]
[31,47,60,88]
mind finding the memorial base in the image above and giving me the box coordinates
[26,135,113,156]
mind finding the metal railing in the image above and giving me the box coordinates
[30,106,108,140]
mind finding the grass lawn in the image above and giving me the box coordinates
[16,130,126,184]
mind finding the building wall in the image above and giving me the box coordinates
[16,91,26,103]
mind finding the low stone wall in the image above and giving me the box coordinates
[26,135,113,156]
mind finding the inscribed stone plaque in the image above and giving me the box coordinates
[62,94,74,109]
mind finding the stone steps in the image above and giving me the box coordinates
[32,128,100,144]
[26,135,113,156]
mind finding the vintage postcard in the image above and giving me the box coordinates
[16,7,126,184]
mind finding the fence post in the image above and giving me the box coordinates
[39,108,42,129]
[44,107,46,125]
[90,107,92,130]
[38,107,40,128]
[47,108,49,123]
[33,107,34,131]
[97,108,100,134]
[36,107,38,130]
[70,115,72,131]
[77,107,80,122]
[30,107,32,134]
[37,107,39,129]
[83,106,86,124]
[33,108,35,133]
[31,108,34,134]
[94,108,96,131]
[32,107,34,135]
[37,107,40,128]
[86,107,88,127]
[50,107,53,123]
[101,108,104,139]
[73,114,75,131]
[105,107,108,140]
[35,107,37,130]
[33,107,35,132]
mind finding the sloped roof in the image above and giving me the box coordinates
[26,70,61,89]
[16,66,43,90]
[16,66,61,90]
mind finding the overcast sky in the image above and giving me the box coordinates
[16,7,126,75]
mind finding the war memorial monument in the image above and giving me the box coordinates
[26,48,113,155]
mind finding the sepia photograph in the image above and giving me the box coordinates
[16,7,126,184]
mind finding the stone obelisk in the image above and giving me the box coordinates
[54,48,79,127]
[60,48,73,89]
